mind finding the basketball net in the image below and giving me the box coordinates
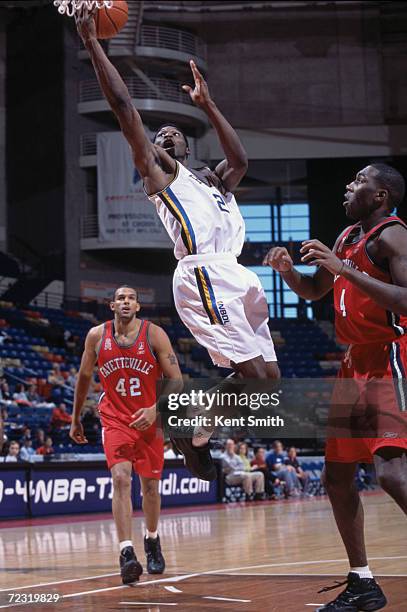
[53,1,113,17]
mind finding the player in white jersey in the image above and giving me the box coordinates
[77,9,279,480]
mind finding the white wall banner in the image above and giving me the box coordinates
[97,132,172,248]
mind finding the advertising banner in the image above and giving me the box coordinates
[0,462,218,518]
[97,132,172,248]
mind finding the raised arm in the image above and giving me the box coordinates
[183,61,248,192]
[70,326,100,444]
[75,9,174,190]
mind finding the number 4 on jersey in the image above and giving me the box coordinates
[340,288,347,317]
[115,377,141,397]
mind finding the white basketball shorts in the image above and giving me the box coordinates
[173,253,277,368]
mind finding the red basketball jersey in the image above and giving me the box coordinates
[97,319,161,426]
[334,216,407,345]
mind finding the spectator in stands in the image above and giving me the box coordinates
[66,367,78,388]
[237,442,253,471]
[286,446,310,494]
[266,440,301,498]
[26,384,41,405]
[2,440,20,462]
[20,439,35,462]
[12,383,31,407]
[222,439,265,501]
[48,364,65,387]
[51,402,72,430]
[34,428,45,449]
[20,425,32,442]
[0,381,12,402]
[251,447,278,498]
[36,436,54,456]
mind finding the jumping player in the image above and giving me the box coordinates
[70,286,182,584]
[76,9,279,480]
[264,163,407,611]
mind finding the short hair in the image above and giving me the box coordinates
[153,124,190,149]
[112,285,138,301]
[370,163,406,209]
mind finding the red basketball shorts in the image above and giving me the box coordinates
[101,415,164,479]
[326,338,407,463]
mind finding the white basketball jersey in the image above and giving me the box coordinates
[147,162,245,260]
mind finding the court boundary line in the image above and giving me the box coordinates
[1,556,406,593]
[1,555,406,608]
[221,572,407,577]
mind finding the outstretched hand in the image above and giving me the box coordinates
[263,247,294,272]
[75,6,97,43]
[182,60,212,109]
[300,239,344,275]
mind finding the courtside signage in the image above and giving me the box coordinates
[0,464,217,518]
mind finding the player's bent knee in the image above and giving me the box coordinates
[266,361,281,379]
[234,357,268,379]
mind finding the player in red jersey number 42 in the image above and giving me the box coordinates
[70,286,182,584]
[264,163,407,611]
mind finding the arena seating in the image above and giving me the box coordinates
[1,300,343,461]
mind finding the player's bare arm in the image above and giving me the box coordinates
[301,224,407,316]
[183,60,248,192]
[70,325,103,444]
[75,8,175,194]
[129,325,183,432]
[149,324,183,381]
[263,245,336,301]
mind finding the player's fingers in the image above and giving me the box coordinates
[265,247,278,263]
[190,60,202,81]
[182,85,192,93]
[262,248,275,264]
[301,250,319,262]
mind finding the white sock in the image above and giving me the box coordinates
[146,530,158,540]
[192,425,213,447]
[119,540,133,552]
[350,565,373,579]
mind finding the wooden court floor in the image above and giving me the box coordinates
[0,492,406,611]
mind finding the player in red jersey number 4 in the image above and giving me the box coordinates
[70,286,182,584]
[265,164,407,611]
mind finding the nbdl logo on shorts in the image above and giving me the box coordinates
[217,301,230,324]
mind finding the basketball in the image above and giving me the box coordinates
[95,1,128,39]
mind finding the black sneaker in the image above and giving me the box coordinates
[144,535,165,574]
[316,572,387,611]
[170,435,217,481]
[119,546,143,584]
